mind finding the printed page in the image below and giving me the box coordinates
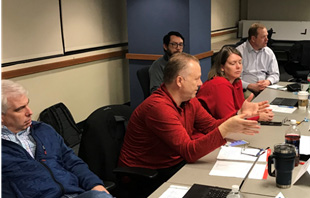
[268,105,297,114]
[159,185,190,198]
[300,135,310,155]
[217,146,268,163]
[267,84,287,91]
[209,160,267,179]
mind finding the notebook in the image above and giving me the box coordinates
[270,97,298,107]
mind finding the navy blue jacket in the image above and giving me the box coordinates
[2,121,103,198]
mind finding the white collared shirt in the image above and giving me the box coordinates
[236,40,280,89]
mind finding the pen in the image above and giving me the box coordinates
[297,117,308,125]
[239,147,269,190]
[256,147,269,157]
[255,149,264,157]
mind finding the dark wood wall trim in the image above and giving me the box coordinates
[194,51,214,59]
[211,29,238,37]
[126,53,162,60]
[2,49,213,79]
[2,50,127,79]
[126,50,214,61]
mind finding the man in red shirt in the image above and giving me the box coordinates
[119,52,260,196]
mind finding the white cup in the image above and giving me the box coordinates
[298,91,309,110]
[301,84,309,91]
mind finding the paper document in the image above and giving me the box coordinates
[217,146,268,162]
[293,159,310,185]
[209,160,267,179]
[300,135,310,155]
[268,105,297,113]
[159,185,190,198]
[268,84,287,91]
[209,146,270,180]
[275,192,285,198]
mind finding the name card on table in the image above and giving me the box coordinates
[293,159,310,186]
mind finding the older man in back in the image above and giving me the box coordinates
[237,23,279,96]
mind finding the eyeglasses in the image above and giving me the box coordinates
[169,42,184,48]
[282,117,290,126]
[241,146,265,157]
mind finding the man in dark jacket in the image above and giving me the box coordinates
[2,80,113,198]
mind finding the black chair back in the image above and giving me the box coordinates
[284,40,310,82]
[78,105,132,182]
[137,66,150,99]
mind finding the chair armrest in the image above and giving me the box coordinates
[103,180,116,191]
[113,166,158,179]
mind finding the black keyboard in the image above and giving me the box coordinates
[206,187,230,198]
[270,97,298,107]
[183,184,230,198]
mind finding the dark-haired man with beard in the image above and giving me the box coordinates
[149,31,185,93]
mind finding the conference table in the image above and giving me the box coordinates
[149,82,310,198]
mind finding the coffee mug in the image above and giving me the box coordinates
[268,143,296,188]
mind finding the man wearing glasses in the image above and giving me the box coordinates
[149,31,185,93]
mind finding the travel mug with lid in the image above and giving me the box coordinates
[268,143,296,188]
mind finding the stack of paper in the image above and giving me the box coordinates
[209,146,271,179]
[159,185,190,198]
[268,105,297,114]
[267,84,287,91]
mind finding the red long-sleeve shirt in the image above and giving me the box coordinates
[197,77,245,119]
[119,85,231,169]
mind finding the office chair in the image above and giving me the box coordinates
[267,28,274,47]
[38,102,82,155]
[236,37,247,47]
[78,104,158,197]
[284,40,310,82]
[137,66,151,99]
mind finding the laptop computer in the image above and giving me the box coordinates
[182,184,230,198]
[270,97,298,107]
[182,148,268,198]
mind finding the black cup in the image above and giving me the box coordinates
[268,143,296,188]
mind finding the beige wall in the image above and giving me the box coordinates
[211,0,240,31]
[247,0,310,21]
[2,0,130,123]
[6,0,308,124]
[211,0,310,44]
[241,0,310,21]
[6,56,130,123]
